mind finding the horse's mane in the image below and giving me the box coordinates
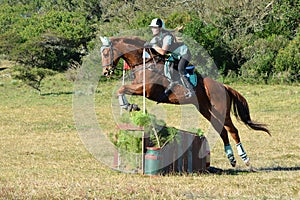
[106,36,163,68]
[106,36,148,67]
[110,36,145,49]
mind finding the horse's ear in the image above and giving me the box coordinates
[100,36,111,46]
[100,36,105,44]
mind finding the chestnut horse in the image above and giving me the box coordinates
[100,36,270,167]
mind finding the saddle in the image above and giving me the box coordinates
[164,55,197,87]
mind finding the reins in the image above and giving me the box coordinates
[107,47,165,76]
[130,52,166,78]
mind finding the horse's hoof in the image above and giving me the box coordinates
[128,104,140,112]
[132,104,141,111]
[231,160,237,167]
[244,158,250,166]
[227,154,236,167]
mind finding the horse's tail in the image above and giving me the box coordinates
[225,85,271,135]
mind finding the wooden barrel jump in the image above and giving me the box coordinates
[144,128,210,175]
[114,123,210,174]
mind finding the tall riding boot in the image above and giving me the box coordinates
[180,75,194,98]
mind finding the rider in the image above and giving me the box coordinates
[146,18,194,98]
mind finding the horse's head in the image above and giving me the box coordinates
[100,36,121,77]
[100,36,160,77]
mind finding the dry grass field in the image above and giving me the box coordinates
[0,68,299,199]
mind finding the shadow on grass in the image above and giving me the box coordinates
[259,166,300,172]
[207,167,250,175]
[41,91,74,96]
[208,166,300,175]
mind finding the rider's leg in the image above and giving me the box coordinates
[178,58,194,97]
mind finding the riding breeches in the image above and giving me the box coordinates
[178,51,191,75]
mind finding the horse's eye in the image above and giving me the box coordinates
[102,52,108,58]
[102,49,110,58]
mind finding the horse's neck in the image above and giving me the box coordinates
[115,43,142,67]
[134,61,167,84]
[123,51,143,67]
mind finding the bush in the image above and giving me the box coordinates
[257,0,300,39]
[114,130,143,153]
[240,35,289,83]
[184,18,237,76]
[3,8,96,90]
[273,30,300,83]
[12,65,56,93]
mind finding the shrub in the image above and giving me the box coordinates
[273,30,300,83]
[240,35,289,83]
[184,18,237,76]
[257,0,300,39]
[12,65,56,93]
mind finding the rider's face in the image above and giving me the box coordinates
[151,27,161,36]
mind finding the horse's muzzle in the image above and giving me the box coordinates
[102,67,114,77]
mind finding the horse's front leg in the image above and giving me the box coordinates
[117,84,144,112]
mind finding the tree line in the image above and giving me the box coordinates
[0,0,299,91]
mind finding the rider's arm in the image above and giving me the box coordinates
[153,45,167,55]
[152,35,172,55]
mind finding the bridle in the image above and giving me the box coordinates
[101,43,115,68]
[100,36,164,76]
[100,39,122,67]
[100,37,123,76]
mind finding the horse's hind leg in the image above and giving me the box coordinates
[224,118,250,166]
[220,128,237,167]
[200,108,237,167]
